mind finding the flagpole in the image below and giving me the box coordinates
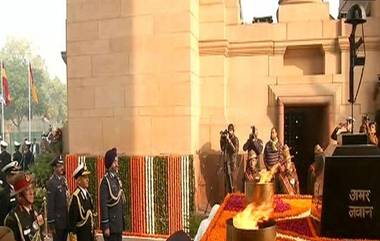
[28,61,31,141]
[1,60,4,140]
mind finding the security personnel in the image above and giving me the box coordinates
[47,155,69,241]
[0,161,20,224]
[68,160,94,241]
[22,141,34,171]
[100,148,125,241]
[13,141,23,166]
[0,141,11,171]
[4,172,44,241]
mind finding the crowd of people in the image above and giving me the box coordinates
[219,124,300,196]
[0,148,125,241]
[220,116,379,197]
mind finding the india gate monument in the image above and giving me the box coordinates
[66,0,380,212]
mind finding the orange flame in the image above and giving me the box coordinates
[233,202,273,230]
[258,164,279,184]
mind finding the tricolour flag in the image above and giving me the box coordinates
[28,63,38,104]
[1,63,11,106]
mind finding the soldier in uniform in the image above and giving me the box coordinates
[68,160,94,241]
[0,161,21,224]
[22,141,34,171]
[47,155,68,241]
[100,148,125,241]
[4,172,44,241]
[13,141,23,166]
[0,141,11,171]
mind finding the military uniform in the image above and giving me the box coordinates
[68,188,94,241]
[0,177,16,225]
[100,171,125,241]
[0,150,11,171]
[22,150,34,171]
[47,174,69,241]
[5,205,41,241]
[13,151,22,166]
[4,173,42,241]
[0,161,20,225]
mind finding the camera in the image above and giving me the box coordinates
[220,129,228,137]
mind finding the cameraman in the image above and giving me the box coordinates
[243,125,264,170]
[220,123,239,193]
[359,114,370,133]
[330,117,354,141]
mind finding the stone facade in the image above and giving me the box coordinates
[67,0,380,210]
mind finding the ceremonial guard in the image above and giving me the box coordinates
[4,172,44,241]
[0,141,12,170]
[100,148,125,241]
[68,160,94,241]
[0,161,20,224]
[46,156,69,241]
[276,145,300,195]
[22,141,34,171]
[13,141,23,165]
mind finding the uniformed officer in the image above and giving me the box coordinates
[0,141,12,171]
[22,141,34,171]
[13,141,23,166]
[68,160,94,241]
[47,155,68,241]
[0,161,21,224]
[4,172,44,241]
[100,148,125,241]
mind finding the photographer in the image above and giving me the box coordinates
[220,123,239,193]
[359,114,370,133]
[243,125,264,170]
[330,117,354,141]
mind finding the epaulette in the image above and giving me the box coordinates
[73,188,80,197]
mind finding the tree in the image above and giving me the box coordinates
[0,36,67,129]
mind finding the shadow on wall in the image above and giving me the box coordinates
[197,142,245,211]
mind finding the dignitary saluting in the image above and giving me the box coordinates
[47,155,69,241]
[100,148,126,241]
[68,159,95,241]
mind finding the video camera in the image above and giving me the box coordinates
[220,129,228,137]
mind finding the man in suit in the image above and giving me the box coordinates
[22,141,34,171]
[100,148,125,241]
[4,173,44,241]
[0,161,20,224]
[68,160,94,241]
[0,141,11,171]
[47,155,69,241]
[12,141,23,165]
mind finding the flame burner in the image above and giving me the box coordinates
[226,218,276,241]
[245,182,274,205]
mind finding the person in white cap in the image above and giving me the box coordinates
[0,161,21,225]
[12,141,22,166]
[68,160,94,241]
[22,141,34,171]
[0,140,11,171]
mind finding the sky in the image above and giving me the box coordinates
[0,0,339,83]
